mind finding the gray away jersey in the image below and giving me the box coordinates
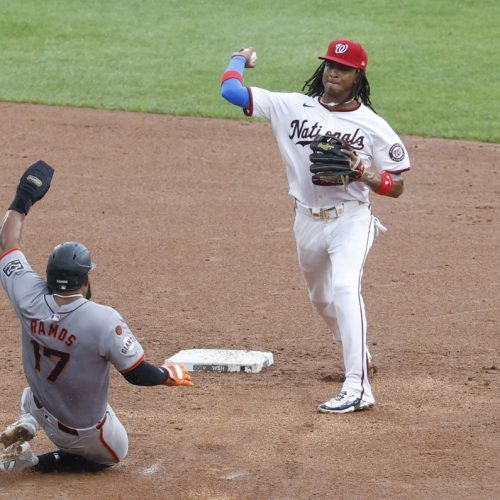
[1,249,144,428]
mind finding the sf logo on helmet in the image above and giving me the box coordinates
[335,44,348,54]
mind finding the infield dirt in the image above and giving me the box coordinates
[0,102,498,499]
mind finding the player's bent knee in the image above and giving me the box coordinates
[99,440,128,466]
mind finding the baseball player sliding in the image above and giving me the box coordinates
[220,39,410,413]
[0,161,193,473]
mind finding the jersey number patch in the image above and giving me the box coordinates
[31,340,70,382]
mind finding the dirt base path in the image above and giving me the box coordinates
[0,103,498,499]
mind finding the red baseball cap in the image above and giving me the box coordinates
[319,39,368,70]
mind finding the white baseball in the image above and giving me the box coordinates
[250,51,257,64]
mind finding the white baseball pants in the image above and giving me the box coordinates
[293,201,376,402]
[20,386,128,465]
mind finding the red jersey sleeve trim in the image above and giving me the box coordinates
[243,87,254,116]
[0,247,20,261]
[120,353,145,374]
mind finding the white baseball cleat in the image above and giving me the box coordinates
[318,391,374,414]
[0,414,38,448]
[0,442,39,472]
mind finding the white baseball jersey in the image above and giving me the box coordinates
[241,86,411,403]
[246,87,411,207]
[0,248,145,428]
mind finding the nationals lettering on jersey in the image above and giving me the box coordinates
[247,87,410,207]
[289,120,365,150]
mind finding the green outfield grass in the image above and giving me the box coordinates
[0,0,498,142]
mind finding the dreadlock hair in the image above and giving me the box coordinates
[302,61,375,112]
[302,63,325,97]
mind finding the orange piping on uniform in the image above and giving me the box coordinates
[120,353,145,374]
[100,425,120,463]
[0,247,20,260]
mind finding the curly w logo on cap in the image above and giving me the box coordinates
[319,39,368,70]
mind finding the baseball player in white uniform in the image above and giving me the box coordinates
[220,39,410,413]
[0,161,193,473]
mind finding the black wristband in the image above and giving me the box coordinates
[9,189,33,215]
[122,360,169,386]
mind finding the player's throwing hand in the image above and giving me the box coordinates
[231,47,257,68]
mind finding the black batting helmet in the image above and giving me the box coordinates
[46,241,96,292]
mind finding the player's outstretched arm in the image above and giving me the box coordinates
[0,161,55,254]
[0,210,24,255]
[121,360,193,387]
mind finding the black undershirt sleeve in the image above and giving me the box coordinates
[121,360,168,386]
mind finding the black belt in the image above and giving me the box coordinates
[33,394,79,436]
[57,422,79,436]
